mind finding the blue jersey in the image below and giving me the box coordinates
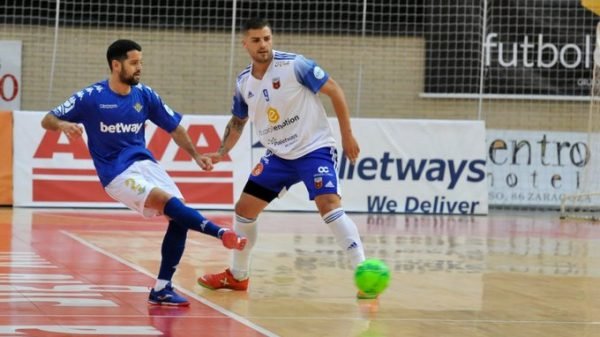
[50,80,182,186]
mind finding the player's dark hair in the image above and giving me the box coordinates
[243,17,271,32]
[106,39,142,70]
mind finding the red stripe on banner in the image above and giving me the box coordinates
[178,182,233,204]
[33,168,232,178]
[33,168,98,175]
[33,180,113,202]
[33,179,233,204]
[167,170,233,178]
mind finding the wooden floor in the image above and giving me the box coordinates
[0,207,598,337]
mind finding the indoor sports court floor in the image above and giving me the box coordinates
[0,206,598,337]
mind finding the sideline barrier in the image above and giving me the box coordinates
[256,119,488,215]
[0,111,12,205]
[12,112,251,209]
[12,112,488,214]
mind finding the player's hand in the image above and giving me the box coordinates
[194,154,214,171]
[342,134,360,165]
[205,152,225,164]
[59,122,84,140]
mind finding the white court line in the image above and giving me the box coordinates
[60,232,600,330]
[61,230,280,337]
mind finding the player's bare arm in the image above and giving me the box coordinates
[319,78,360,164]
[41,113,84,140]
[208,115,248,164]
[170,124,214,171]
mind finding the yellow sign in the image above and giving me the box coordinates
[582,0,600,15]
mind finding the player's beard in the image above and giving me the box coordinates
[120,68,140,86]
[253,49,272,64]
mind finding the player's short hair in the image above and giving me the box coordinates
[243,17,271,32]
[106,39,142,70]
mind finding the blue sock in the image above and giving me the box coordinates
[158,220,188,281]
[163,197,224,238]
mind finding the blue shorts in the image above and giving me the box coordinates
[249,147,340,200]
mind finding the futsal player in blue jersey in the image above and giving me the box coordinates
[196,18,374,299]
[41,39,247,306]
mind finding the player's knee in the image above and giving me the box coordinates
[146,188,176,212]
[315,194,342,215]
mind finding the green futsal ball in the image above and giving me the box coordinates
[354,258,390,296]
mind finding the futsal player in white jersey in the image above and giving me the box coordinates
[197,18,373,299]
[41,39,247,306]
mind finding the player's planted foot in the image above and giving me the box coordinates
[197,268,249,291]
[220,230,248,250]
[148,282,190,306]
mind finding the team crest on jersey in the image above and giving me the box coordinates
[314,176,323,189]
[251,163,264,176]
[133,102,143,112]
[267,107,280,123]
[272,77,281,89]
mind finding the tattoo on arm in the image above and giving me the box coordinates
[219,124,232,155]
[218,117,246,155]
[231,117,246,133]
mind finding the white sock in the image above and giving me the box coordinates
[323,208,365,268]
[153,279,170,291]
[230,214,257,280]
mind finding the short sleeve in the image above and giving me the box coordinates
[293,55,330,93]
[145,87,182,132]
[49,90,89,123]
[231,85,248,118]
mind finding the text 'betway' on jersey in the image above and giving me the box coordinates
[100,121,144,134]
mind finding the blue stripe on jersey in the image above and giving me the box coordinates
[237,65,251,81]
[274,55,296,60]
[274,54,296,59]
[274,50,297,59]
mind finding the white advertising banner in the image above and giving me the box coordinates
[486,129,587,207]
[253,119,488,214]
[0,41,22,110]
[13,111,251,208]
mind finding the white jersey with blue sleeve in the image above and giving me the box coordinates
[231,50,337,159]
[50,80,182,186]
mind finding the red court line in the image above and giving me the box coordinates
[30,212,234,231]
[0,220,271,337]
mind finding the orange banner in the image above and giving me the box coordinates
[0,111,13,205]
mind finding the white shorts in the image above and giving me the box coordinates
[105,160,183,218]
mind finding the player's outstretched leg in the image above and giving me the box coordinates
[163,197,247,249]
